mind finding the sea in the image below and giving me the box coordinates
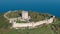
[0,0,60,18]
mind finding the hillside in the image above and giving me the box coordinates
[0,11,60,34]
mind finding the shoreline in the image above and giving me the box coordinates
[0,10,60,18]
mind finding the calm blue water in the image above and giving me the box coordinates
[0,0,60,17]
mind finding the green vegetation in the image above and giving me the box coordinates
[0,13,11,29]
[0,11,60,34]
[28,11,51,22]
[6,10,22,18]
[51,18,60,34]
[16,20,27,23]
[0,13,12,34]
[6,10,52,22]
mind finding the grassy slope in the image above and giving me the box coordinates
[28,11,51,22]
[6,10,22,18]
[0,13,11,34]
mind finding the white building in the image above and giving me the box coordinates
[22,11,28,19]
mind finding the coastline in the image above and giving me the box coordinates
[0,10,60,18]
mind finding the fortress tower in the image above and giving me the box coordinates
[22,11,28,19]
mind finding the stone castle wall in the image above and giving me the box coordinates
[12,16,55,28]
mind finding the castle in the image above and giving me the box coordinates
[4,10,55,29]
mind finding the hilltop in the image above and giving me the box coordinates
[5,10,52,22]
[0,10,60,34]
